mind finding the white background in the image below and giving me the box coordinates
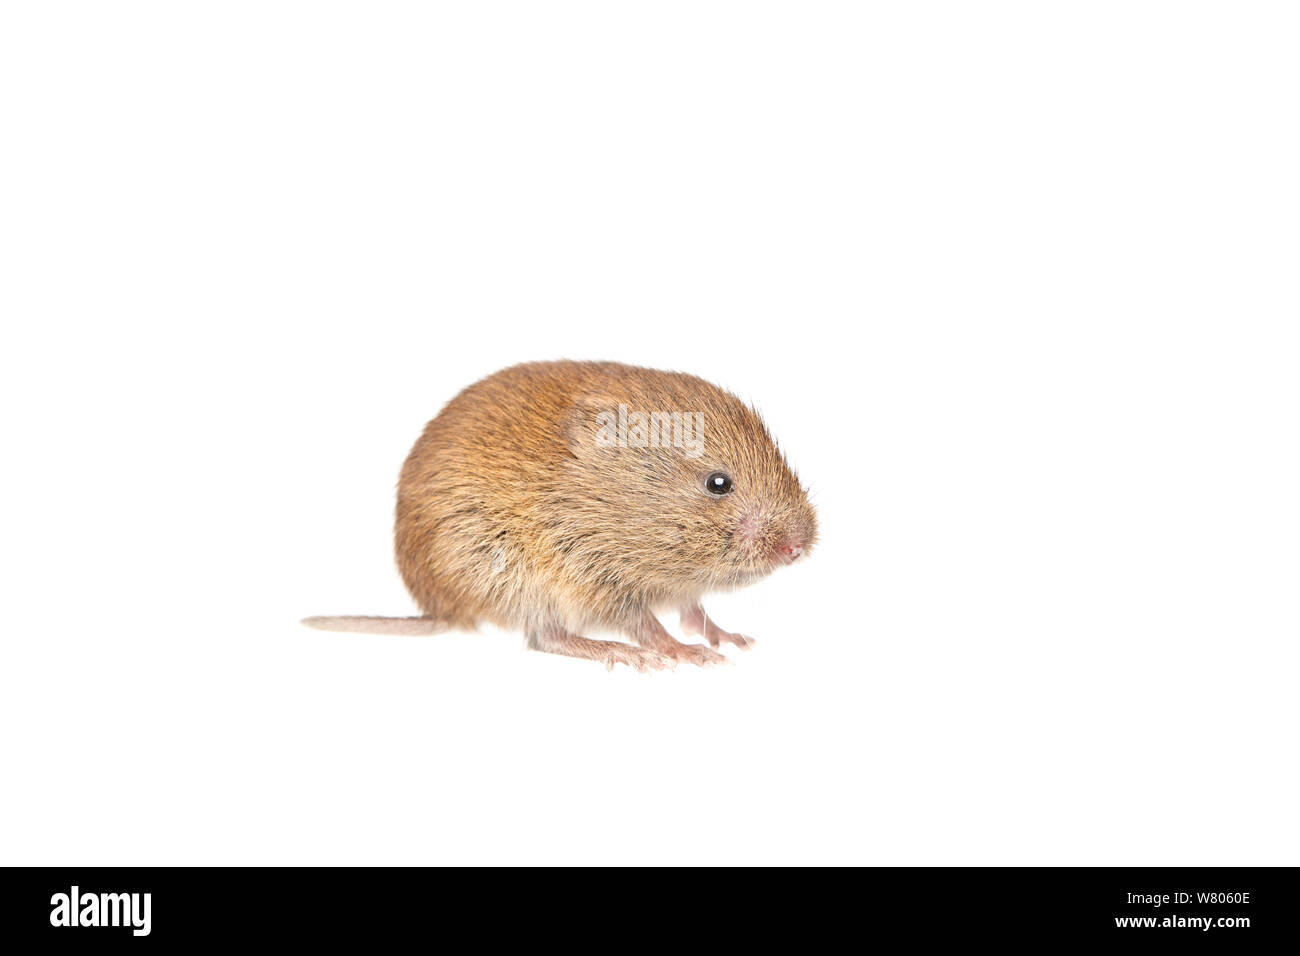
[3,3,1297,865]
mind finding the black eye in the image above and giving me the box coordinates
[705,472,733,495]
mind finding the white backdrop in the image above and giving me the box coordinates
[3,3,1297,865]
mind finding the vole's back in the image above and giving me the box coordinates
[396,361,580,630]
[398,361,667,628]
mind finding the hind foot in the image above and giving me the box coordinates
[599,644,676,673]
[528,627,675,672]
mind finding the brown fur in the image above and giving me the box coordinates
[312,361,817,669]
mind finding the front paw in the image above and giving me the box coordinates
[713,629,755,650]
[680,607,755,650]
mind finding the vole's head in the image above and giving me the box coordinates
[562,370,817,596]
[682,394,818,588]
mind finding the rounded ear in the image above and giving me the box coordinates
[563,392,622,460]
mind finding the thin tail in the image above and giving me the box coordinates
[301,615,445,635]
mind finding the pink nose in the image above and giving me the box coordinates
[781,543,804,562]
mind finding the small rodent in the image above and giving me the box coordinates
[304,360,817,670]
